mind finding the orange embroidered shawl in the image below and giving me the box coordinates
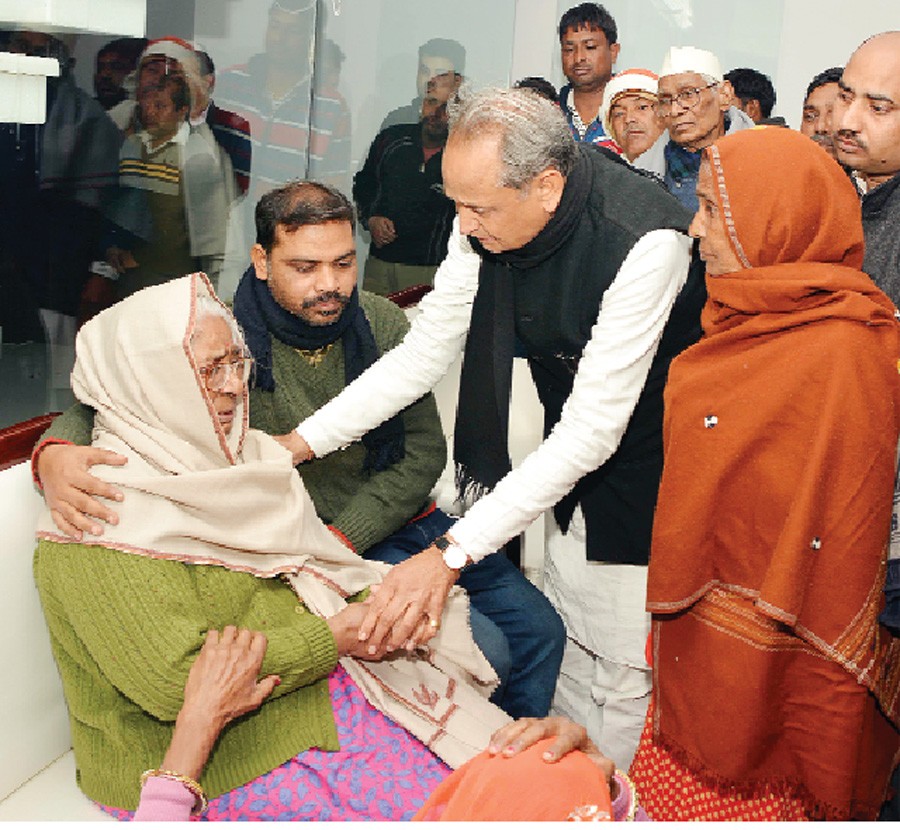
[646,128,900,818]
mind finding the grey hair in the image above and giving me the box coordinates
[193,293,246,352]
[447,85,577,190]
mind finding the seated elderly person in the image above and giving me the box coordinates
[599,68,665,165]
[34,274,512,820]
[36,274,634,821]
[36,181,565,722]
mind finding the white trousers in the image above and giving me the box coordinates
[543,507,651,771]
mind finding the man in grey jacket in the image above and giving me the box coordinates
[833,31,900,307]
[834,33,900,821]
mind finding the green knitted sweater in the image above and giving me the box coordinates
[34,539,342,810]
[42,291,447,553]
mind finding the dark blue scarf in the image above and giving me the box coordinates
[233,266,405,472]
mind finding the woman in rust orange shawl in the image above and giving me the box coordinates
[629,127,900,820]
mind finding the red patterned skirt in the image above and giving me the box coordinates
[630,702,809,821]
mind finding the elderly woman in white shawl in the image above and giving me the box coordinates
[33,274,510,820]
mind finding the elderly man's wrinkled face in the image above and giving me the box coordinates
[833,33,900,188]
[192,315,246,435]
[560,25,619,93]
[801,82,840,158]
[688,160,743,276]
[442,132,564,253]
[657,72,728,152]
[251,221,357,326]
[609,93,664,161]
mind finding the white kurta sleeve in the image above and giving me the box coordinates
[450,228,692,561]
[297,218,480,457]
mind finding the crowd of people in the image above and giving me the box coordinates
[8,0,900,822]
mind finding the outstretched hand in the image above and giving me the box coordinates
[487,716,616,792]
[356,546,458,654]
[38,443,127,539]
[272,431,315,466]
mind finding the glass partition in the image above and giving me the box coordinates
[0,0,516,428]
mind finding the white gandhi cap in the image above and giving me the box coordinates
[659,46,723,83]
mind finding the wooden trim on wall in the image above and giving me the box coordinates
[386,284,433,309]
[0,414,59,472]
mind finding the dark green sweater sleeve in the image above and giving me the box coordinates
[34,541,338,722]
[330,295,447,551]
[40,401,95,446]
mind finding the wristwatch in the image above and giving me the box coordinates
[433,534,469,570]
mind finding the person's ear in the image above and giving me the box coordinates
[745,99,762,122]
[609,41,621,66]
[536,168,566,214]
[250,244,269,281]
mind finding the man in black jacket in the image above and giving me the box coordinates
[353,71,460,296]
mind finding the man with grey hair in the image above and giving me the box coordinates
[279,86,707,766]
[643,46,754,211]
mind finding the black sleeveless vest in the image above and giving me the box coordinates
[483,147,706,565]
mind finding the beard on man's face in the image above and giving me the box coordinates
[297,289,352,325]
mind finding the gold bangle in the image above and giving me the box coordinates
[614,769,639,821]
[141,767,208,815]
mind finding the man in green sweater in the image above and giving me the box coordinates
[35,180,564,719]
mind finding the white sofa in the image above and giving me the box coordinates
[0,299,545,820]
[0,449,112,820]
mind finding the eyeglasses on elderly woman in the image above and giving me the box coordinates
[197,355,254,391]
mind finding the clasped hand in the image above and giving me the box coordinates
[328,547,456,658]
[355,545,458,654]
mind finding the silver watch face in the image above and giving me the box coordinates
[442,543,467,570]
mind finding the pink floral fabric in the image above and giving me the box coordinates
[100,665,451,821]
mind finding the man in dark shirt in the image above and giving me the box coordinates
[354,72,460,296]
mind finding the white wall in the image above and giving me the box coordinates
[775,0,898,126]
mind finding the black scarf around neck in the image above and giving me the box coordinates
[233,266,405,472]
[453,147,592,502]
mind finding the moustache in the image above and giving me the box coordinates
[302,290,351,309]
[834,129,865,149]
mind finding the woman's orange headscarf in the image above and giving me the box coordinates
[649,127,900,638]
[413,739,613,821]
[644,128,900,818]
